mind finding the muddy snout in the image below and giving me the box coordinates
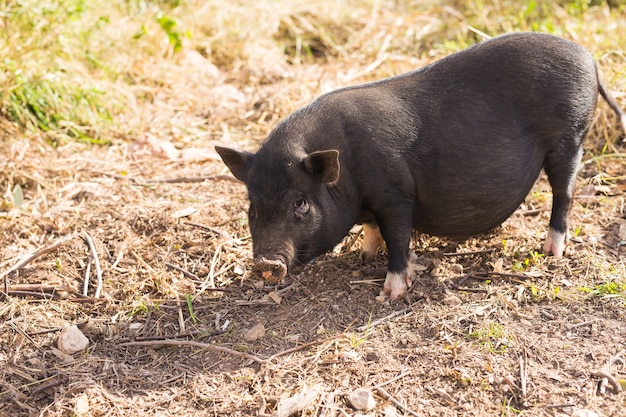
[252,257,287,284]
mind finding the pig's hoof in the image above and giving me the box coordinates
[253,258,287,285]
[360,249,376,263]
[378,270,413,302]
[544,228,567,258]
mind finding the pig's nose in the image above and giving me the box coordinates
[253,257,287,284]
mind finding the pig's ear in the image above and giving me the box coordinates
[303,149,340,184]
[215,146,253,182]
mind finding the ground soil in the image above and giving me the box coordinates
[1,61,625,417]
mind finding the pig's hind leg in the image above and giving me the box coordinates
[361,223,386,262]
[543,146,584,257]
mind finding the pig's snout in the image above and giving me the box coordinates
[253,257,287,284]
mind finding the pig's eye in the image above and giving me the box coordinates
[293,198,309,218]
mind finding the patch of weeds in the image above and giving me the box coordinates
[186,293,199,323]
[347,332,368,349]
[578,281,626,299]
[441,366,473,386]
[346,312,371,348]
[501,397,522,415]
[467,322,512,353]
[501,240,543,265]
[512,250,544,271]
[156,11,190,54]
[527,283,561,301]
[5,74,114,145]
[235,344,250,353]
[53,258,63,270]
[129,299,150,317]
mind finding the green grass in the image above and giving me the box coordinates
[1,0,625,145]
[578,281,626,298]
[467,322,512,353]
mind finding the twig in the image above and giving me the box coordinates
[165,262,201,281]
[454,272,473,287]
[183,222,230,239]
[30,375,64,395]
[472,271,531,280]
[357,307,412,332]
[82,255,92,297]
[373,371,411,389]
[7,284,57,293]
[544,403,576,409]
[28,327,63,336]
[134,330,224,342]
[350,278,384,284]
[1,233,76,292]
[118,339,267,364]
[82,231,103,298]
[131,251,155,272]
[452,287,488,293]
[443,249,495,257]
[144,175,234,184]
[519,348,528,398]
[6,291,59,300]
[591,371,622,393]
[567,320,594,330]
[90,170,238,184]
[269,335,343,360]
[235,282,299,306]
[164,262,234,292]
[197,237,247,299]
[6,320,44,352]
[67,296,97,304]
[374,386,420,417]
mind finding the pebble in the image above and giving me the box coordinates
[571,408,600,417]
[348,388,376,411]
[243,323,266,342]
[442,294,462,306]
[57,325,89,354]
[383,405,400,417]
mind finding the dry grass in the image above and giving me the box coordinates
[1,0,626,416]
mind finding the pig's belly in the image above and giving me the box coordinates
[412,169,542,237]
[413,200,524,237]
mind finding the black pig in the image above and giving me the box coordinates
[216,32,625,301]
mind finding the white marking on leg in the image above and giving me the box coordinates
[361,224,385,263]
[544,227,567,258]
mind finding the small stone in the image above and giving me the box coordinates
[57,325,89,354]
[383,405,400,416]
[348,388,376,411]
[244,323,266,342]
[276,384,324,417]
[129,322,143,330]
[75,393,90,416]
[493,258,504,273]
[450,263,463,274]
[442,294,462,306]
[571,408,600,417]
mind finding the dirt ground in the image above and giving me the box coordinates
[2,53,626,417]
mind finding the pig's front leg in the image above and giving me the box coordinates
[374,210,414,301]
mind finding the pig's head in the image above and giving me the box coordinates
[215,143,350,284]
